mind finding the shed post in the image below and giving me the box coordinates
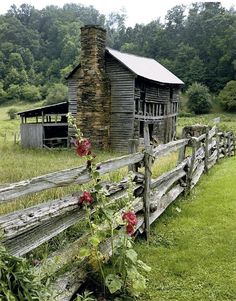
[128,139,139,172]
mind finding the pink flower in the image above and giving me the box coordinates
[126,224,135,235]
[75,138,91,157]
[79,191,93,205]
[122,211,138,235]
[122,211,137,226]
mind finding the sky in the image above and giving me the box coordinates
[0,0,235,27]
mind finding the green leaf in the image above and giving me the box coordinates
[89,235,101,247]
[105,274,123,294]
[137,260,151,272]
[125,249,137,264]
[78,248,90,258]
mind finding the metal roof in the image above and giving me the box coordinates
[106,48,184,85]
[17,102,68,117]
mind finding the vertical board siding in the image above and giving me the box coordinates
[20,124,43,148]
[106,55,135,151]
[68,75,79,139]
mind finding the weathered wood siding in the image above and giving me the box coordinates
[67,72,80,140]
[20,124,43,148]
[106,54,135,151]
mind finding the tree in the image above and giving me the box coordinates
[45,83,68,105]
[21,84,42,102]
[186,82,212,114]
[218,80,236,111]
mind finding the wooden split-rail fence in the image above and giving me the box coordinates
[0,125,235,300]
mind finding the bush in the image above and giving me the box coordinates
[0,82,7,104]
[186,82,212,114]
[0,245,50,300]
[7,107,18,119]
[45,83,68,105]
[21,84,42,102]
[218,80,236,111]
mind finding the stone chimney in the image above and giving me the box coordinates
[77,25,110,149]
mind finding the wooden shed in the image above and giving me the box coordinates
[18,102,69,148]
[66,25,184,152]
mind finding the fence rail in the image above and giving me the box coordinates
[0,125,235,301]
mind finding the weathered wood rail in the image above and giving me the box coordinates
[0,125,235,301]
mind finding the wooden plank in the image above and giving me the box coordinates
[208,125,216,140]
[0,152,144,202]
[150,159,188,190]
[139,184,184,233]
[153,138,189,158]
[204,128,209,174]
[1,180,144,256]
[191,161,205,188]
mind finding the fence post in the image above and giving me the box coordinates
[216,128,220,163]
[233,133,236,157]
[204,128,209,174]
[143,146,153,240]
[128,139,139,172]
[186,137,196,195]
[178,128,187,164]
[227,133,231,156]
[223,132,227,158]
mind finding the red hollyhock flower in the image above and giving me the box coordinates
[79,191,93,205]
[122,211,137,226]
[126,224,135,235]
[75,138,91,157]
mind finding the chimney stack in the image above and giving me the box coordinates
[77,25,110,149]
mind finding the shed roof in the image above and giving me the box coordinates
[17,102,68,117]
[106,48,184,85]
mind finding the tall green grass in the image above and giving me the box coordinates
[136,156,236,301]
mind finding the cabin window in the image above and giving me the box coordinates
[140,90,146,101]
[170,88,174,101]
[149,123,154,141]
[139,121,144,137]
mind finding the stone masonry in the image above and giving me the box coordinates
[77,25,111,149]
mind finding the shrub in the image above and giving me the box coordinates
[218,80,236,111]
[45,83,68,105]
[0,82,7,104]
[7,107,18,119]
[21,84,42,102]
[186,82,212,114]
[0,245,50,300]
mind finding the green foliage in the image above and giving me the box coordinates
[0,82,7,104]
[21,84,42,102]
[218,80,236,111]
[0,245,50,300]
[45,83,68,105]
[186,82,212,114]
[0,1,235,95]
[7,107,18,119]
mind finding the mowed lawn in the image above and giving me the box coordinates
[137,156,236,301]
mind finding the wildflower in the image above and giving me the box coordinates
[126,223,135,235]
[122,211,137,226]
[75,138,91,157]
[79,191,93,205]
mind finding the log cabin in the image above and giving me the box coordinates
[18,25,184,151]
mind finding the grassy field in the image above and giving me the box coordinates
[0,102,236,300]
[137,156,236,300]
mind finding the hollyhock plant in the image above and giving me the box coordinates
[122,211,137,226]
[79,191,93,205]
[75,138,91,157]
